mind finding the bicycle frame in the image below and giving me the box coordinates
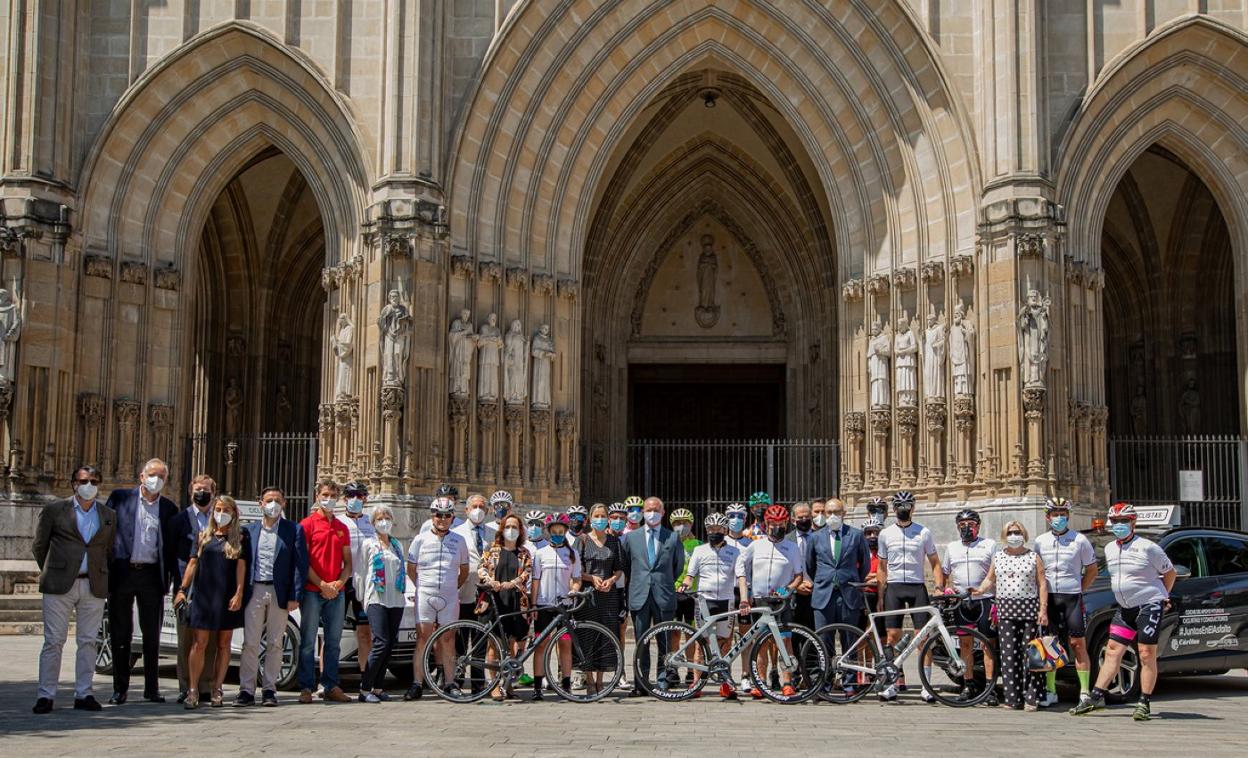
[470,594,589,680]
[666,597,798,681]
[832,604,965,678]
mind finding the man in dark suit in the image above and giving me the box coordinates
[784,502,817,629]
[237,486,308,706]
[804,497,871,683]
[618,496,685,695]
[31,465,116,714]
[170,473,218,703]
[106,457,179,704]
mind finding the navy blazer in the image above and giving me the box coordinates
[107,487,179,594]
[170,504,213,582]
[619,525,685,613]
[243,518,308,607]
[804,524,871,611]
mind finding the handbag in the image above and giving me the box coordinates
[1026,634,1071,672]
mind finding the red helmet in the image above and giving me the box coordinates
[1107,502,1137,520]
[545,513,571,527]
[763,504,789,524]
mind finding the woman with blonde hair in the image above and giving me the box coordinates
[973,520,1048,711]
[358,504,406,702]
[175,495,250,709]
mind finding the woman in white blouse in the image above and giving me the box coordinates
[973,521,1048,711]
[358,505,408,702]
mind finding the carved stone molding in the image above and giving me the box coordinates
[1084,268,1105,291]
[891,267,916,291]
[1064,256,1085,285]
[896,406,918,436]
[334,397,357,428]
[83,254,112,279]
[226,336,246,358]
[870,407,891,440]
[556,410,576,439]
[153,266,181,291]
[530,407,551,433]
[949,255,974,279]
[148,403,174,428]
[114,399,140,427]
[119,260,148,285]
[1022,387,1046,419]
[448,394,469,425]
[557,277,579,301]
[953,396,976,431]
[841,278,863,303]
[865,273,890,297]
[531,272,554,294]
[479,260,501,283]
[1089,405,1109,430]
[450,253,474,278]
[920,260,945,285]
[505,267,528,290]
[318,402,336,433]
[1068,400,1090,427]
[78,392,105,424]
[383,233,412,258]
[477,400,499,430]
[381,386,404,420]
[844,411,866,440]
[504,403,526,434]
[1016,233,1046,258]
[321,267,339,292]
[924,399,947,431]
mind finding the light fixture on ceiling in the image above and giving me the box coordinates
[700,86,721,108]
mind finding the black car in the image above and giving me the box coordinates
[1077,524,1248,700]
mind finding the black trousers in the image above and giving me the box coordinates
[109,563,166,696]
[793,592,815,631]
[362,604,404,692]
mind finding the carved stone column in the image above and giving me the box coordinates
[530,407,551,488]
[380,386,403,487]
[556,411,575,487]
[1069,401,1091,493]
[334,398,355,482]
[78,392,105,467]
[477,401,499,481]
[953,396,975,485]
[1023,387,1046,489]
[448,395,469,480]
[924,399,946,485]
[504,403,525,484]
[1090,406,1109,491]
[843,411,865,490]
[148,404,174,462]
[317,402,335,480]
[869,407,891,489]
[113,399,140,480]
[896,406,918,486]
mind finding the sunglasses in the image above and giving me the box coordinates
[432,513,454,519]
[75,478,102,485]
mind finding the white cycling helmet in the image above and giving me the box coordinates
[490,490,514,506]
[705,512,730,528]
[524,509,546,524]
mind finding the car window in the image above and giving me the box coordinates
[1163,537,1201,578]
[1203,537,1248,577]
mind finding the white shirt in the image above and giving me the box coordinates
[686,543,740,601]
[361,537,408,608]
[254,521,279,583]
[420,516,465,534]
[1104,535,1174,608]
[942,538,997,597]
[1033,529,1097,594]
[534,542,581,606]
[452,519,497,603]
[877,522,937,584]
[337,512,376,590]
[131,495,162,564]
[728,533,753,550]
[736,538,804,598]
[406,530,468,596]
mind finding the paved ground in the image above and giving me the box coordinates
[1,635,1245,757]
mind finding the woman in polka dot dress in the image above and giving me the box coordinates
[973,521,1049,711]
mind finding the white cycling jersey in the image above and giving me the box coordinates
[1104,534,1173,608]
[686,542,740,602]
[877,522,937,584]
[1033,529,1096,594]
[942,537,997,597]
[406,530,468,596]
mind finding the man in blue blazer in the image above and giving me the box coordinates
[619,497,686,696]
[804,498,871,666]
[237,486,308,706]
[106,458,179,704]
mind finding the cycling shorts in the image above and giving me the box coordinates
[1110,602,1164,646]
[883,583,931,630]
[1046,592,1087,639]
[675,593,696,624]
[535,608,567,637]
[863,591,886,635]
[954,597,997,639]
[416,590,460,625]
[695,599,732,639]
[749,597,793,633]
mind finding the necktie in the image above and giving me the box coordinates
[833,531,842,563]
[474,526,484,554]
[647,530,657,567]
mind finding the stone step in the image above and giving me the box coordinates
[14,582,40,595]
[0,621,76,636]
[0,609,44,623]
[0,594,43,610]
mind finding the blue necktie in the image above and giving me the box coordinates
[474,526,484,554]
[647,530,656,567]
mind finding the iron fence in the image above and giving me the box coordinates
[1109,436,1247,531]
[182,433,319,521]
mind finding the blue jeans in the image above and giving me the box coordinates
[298,591,345,692]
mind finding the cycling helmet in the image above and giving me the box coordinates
[567,504,588,517]
[862,514,885,533]
[1045,496,1073,513]
[670,508,694,523]
[763,504,789,523]
[546,513,571,527]
[725,503,748,516]
[1107,502,1137,520]
[748,491,772,507]
[608,502,627,515]
[623,495,644,509]
[489,490,514,506]
[429,497,455,515]
[892,490,916,506]
[435,483,459,499]
[955,508,981,524]
[865,496,888,517]
[344,481,369,498]
[705,512,730,528]
[525,509,547,524]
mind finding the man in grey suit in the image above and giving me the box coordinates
[619,496,685,695]
[31,464,116,714]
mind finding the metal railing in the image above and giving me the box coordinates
[182,433,319,521]
[1109,436,1247,531]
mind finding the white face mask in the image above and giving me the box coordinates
[143,475,165,495]
[467,507,486,525]
[826,515,843,531]
[1006,534,1025,548]
[76,483,98,502]
[644,511,663,527]
[374,519,392,534]
[318,498,334,512]
[213,511,232,527]
[812,513,826,529]
[262,501,281,519]
[674,524,690,537]
[346,498,364,515]
[503,527,520,543]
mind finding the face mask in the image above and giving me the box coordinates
[674,524,690,537]
[707,532,726,547]
[262,501,281,519]
[192,490,212,507]
[213,511,232,527]
[318,498,334,512]
[767,525,787,542]
[1050,516,1069,533]
[826,515,843,532]
[527,525,543,541]
[375,519,392,534]
[729,517,745,532]
[609,518,626,532]
[866,536,879,552]
[894,506,913,522]
[644,511,663,527]
[569,521,584,535]
[959,524,979,543]
[494,506,509,521]
[812,514,827,529]
[627,510,642,524]
[1110,522,1132,540]
[503,527,520,543]
[794,519,812,533]
[751,507,765,521]
[549,533,567,546]
[76,483,99,502]
[467,507,486,525]
[1006,533,1024,548]
[143,475,165,494]
[346,498,364,515]
[591,517,609,532]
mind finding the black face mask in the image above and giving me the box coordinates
[795,519,812,533]
[959,524,978,543]
[192,490,212,507]
[894,507,913,522]
[707,532,726,547]
[866,536,879,552]
[569,520,584,535]
[767,526,787,542]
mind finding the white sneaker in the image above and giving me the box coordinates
[572,672,585,691]
[879,684,898,702]
[1039,691,1059,708]
[618,674,630,689]
[921,688,937,703]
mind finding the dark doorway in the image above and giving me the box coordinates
[629,363,785,440]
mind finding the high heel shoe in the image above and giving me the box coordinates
[210,689,224,708]
[184,692,199,710]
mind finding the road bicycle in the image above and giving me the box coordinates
[633,593,829,703]
[420,588,623,703]
[813,588,998,706]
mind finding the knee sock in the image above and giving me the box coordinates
[1076,669,1090,693]
[533,675,543,691]
[921,666,932,687]
[561,676,572,691]
[1045,670,1057,693]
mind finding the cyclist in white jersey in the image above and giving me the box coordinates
[681,513,741,698]
[875,491,943,702]
[940,508,998,705]
[404,497,468,700]
[1033,497,1098,706]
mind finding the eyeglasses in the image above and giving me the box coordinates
[1006,531,1024,537]
[432,513,454,519]
[75,478,102,485]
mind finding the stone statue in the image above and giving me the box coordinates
[949,301,976,397]
[0,288,21,384]
[1179,376,1200,434]
[867,318,892,408]
[447,308,477,397]
[275,382,294,432]
[531,324,556,409]
[894,315,919,407]
[224,376,243,439]
[922,306,946,399]
[1130,385,1147,436]
[1017,288,1051,389]
[331,313,353,399]
[477,313,503,401]
[377,289,411,386]
[503,319,529,404]
[694,233,720,328]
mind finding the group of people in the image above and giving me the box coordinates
[30,458,1175,722]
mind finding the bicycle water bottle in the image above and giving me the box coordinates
[897,631,913,654]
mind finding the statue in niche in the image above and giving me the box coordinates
[503,319,529,404]
[922,305,946,399]
[1017,288,1051,389]
[694,233,720,328]
[867,317,892,409]
[477,313,503,401]
[331,313,354,399]
[1130,385,1147,436]
[0,288,21,384]
[447,308,477,397]
[275,383,294,432]
[224,376,243,439]
[1179,376,1201,434]
[530,324,556,409]
[378,289,411,386]
[894,314,919,408]
[949,301,976,397]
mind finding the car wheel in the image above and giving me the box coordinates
[272,621,301,691]
[1091,627,1140,703]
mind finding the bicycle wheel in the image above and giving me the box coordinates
[747,623,828,703]
[421,620,503,703]
[633,620,709,701]
[812,623,880,704]
[917,627,998,707]
[544,620,624,702]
